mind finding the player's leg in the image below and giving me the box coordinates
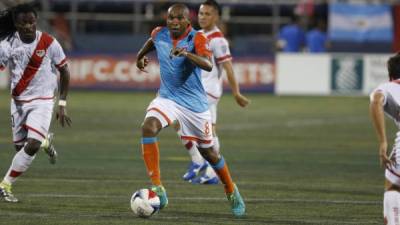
[0,100,53,202]
[180,139,207,181]
[178,106,245,216]
[141,117,163,186]
[383,179,400,225]
[191,103,219,184]
[174,116,207,181]
[141,97,177,209]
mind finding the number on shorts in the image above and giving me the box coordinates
[205,122,210,135]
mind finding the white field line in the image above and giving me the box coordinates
[0,211,380,225]
[19,178,380,189]
[219,116,367,130]
[22,193,379,205]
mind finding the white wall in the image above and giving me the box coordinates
[276,53,331,95]
[276,53,392,96]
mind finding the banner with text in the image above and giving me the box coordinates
[68,55,275,92]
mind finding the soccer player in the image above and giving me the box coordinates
[370,53,400,225]
[0,3,71,202]
[181,0,250,184]
[136,3,245,217]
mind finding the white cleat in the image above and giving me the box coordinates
[0,182,18,203]
[42,133,57,164]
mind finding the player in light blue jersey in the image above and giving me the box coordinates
[135,3,245,217]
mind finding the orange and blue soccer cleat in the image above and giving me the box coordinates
[227,183,245,217]
[150,185,168,209]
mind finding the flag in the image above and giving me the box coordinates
[329,3,393,42]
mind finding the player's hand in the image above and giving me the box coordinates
[136,56,149,73]
[56,106,72,127]
[234,93,250,107]
[379,142,390,168]
[171,48,188,57]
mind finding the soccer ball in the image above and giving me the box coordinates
[130,188,160,218]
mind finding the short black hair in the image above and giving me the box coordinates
[388,53,400,80]
[202,0,221,15]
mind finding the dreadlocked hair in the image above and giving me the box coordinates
[0,2,38,41]
[0,9,15,41]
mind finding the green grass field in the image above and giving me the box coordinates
[0,90,392,225]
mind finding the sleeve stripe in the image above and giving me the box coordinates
[194,32,212,58]
[207,31,224,40]
[151,26,163,40]
[56,58,67,68]
[216,55,232,63]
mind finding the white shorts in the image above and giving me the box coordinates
[144,97,213,148]
[207,94,219,125]
[11,98,54,144]
[387,133,400,185]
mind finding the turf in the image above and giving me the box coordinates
[0,90,390,224]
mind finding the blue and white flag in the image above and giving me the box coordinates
[329,3,393,42]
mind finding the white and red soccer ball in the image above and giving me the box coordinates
[130,188,160,218]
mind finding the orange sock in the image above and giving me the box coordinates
[211,157,234,194]
[141,137,161,186]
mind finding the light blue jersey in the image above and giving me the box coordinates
[151,26,211,113]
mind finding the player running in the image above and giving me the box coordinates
[0,3,71,202]
[181,0,250,185]
[135,3,245,217]
[370,53,400,225]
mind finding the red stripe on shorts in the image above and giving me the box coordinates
[181,136,212,144]
[23,124,46,139]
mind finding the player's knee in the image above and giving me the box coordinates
[198,147,219,164]
[141,122,158,137]
[24,138,42,156]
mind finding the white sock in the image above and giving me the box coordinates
[213,136,220,154]
[183,140,205,165]
[384,190,400,225]
[3,148,36,184]
[204,163,217,178]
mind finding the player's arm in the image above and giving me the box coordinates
[172,32,212,72]
[56,64,72,127]
[370,91,390,167]
[0,41,11,70]
[172,48,212,72]
[222,60,250,107]
[136,38,155,73]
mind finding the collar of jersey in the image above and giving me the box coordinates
[171,25,192,47]
[391,79,400,84]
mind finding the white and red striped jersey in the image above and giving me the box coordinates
[200,26,232,100]
[371,80,400,128]
[0,31,67,101]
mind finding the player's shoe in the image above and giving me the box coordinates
[227,183,245,217]
[190,174,219,184]
[42,133,57,164]
[150,185,168,209]
[182,162,208,181]
[0,181,18,203]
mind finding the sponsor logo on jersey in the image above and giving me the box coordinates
[36,50,45,58]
